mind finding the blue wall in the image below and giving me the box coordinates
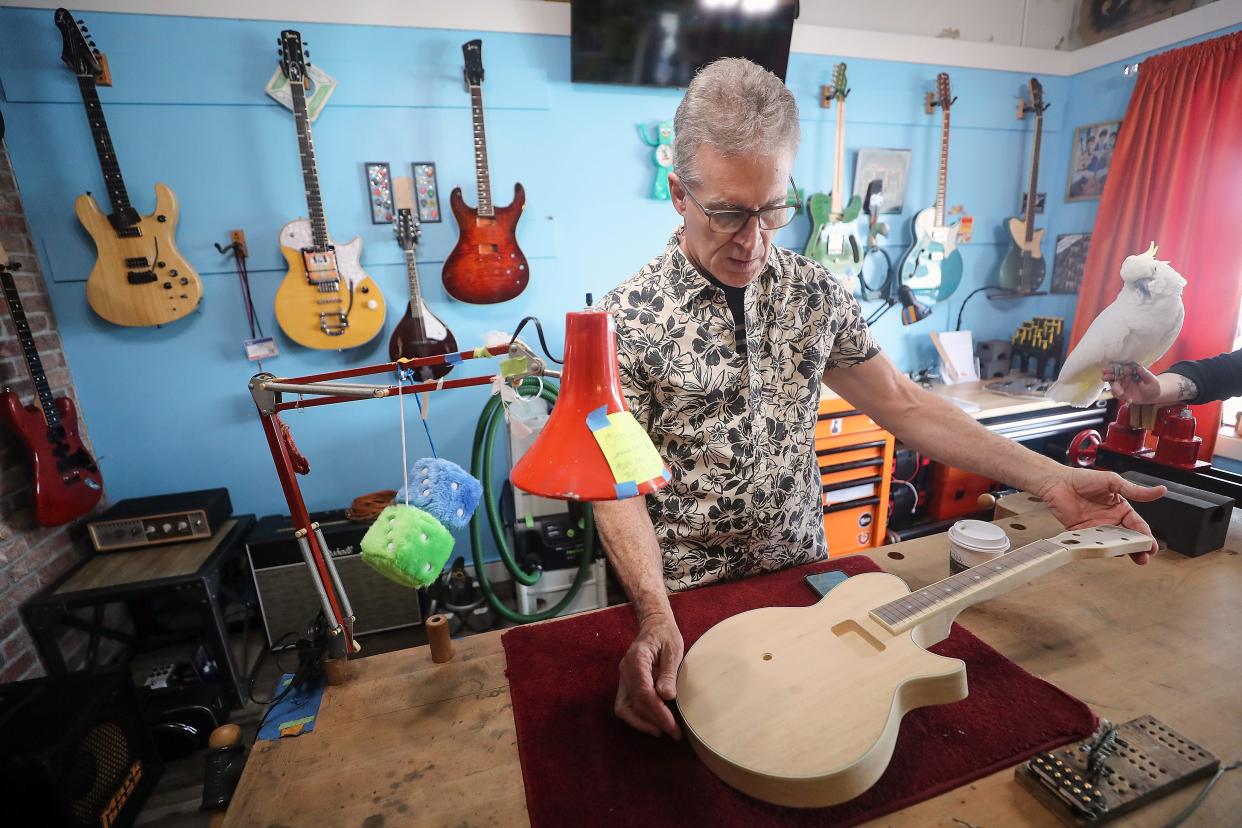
[1,7,1230,540]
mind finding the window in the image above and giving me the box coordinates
[1221,299,1242,429]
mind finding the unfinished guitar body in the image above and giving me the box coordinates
[678,572,967,808]
[678,526,1151,808]
[78,184,202,327]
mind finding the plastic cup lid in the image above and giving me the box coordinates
[948,519,1011,552]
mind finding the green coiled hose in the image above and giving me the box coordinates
[469,377,597,623]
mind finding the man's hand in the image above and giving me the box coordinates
[1034,468,1166,563]
[1103,362,1164,404]
[615,612,683,739]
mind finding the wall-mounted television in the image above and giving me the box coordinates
[571,0,798,88]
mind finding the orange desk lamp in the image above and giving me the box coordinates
[249,303,667,669]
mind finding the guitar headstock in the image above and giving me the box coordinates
[1050,525,1152,560]
[394,208,421,252]
[1029,77,1048,116]
[278,29,309,84]
[462,39,484,87]
[55,8,103,79]
[936,72,954,111]
[830,63,848,103]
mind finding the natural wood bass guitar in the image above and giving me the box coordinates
[441,39,529,305]
[677,525,1152,808]
[273,30,385,350]
[0,246,103,525]
[55,9,201,327]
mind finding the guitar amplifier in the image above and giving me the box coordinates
[246,511,423,647]
[0,666,163,828]
[87,488,232,552]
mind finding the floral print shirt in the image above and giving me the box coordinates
[599,229,880,591]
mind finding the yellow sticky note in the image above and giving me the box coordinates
[592,411,663,485]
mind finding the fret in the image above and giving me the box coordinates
[404,249,424,309]
[76,77,132,216]
[290,80,330,249]
[1023,111,1043,242]
[468,85,494,217]
[1,273,59,427]
[934,109,950,227]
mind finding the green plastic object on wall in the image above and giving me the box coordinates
[637,120,675,200]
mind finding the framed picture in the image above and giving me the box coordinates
[364,162,394,224]
[1066,121,1121,202]
[412,162,442,224]
[1051,233,1091,294]
[852,148,911,214]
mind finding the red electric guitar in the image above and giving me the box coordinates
[441,39,530,304]
[0,247,104,525]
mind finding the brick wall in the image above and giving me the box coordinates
[0,141,103,683]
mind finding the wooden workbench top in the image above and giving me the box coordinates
[823,379,1082,421]
[225,505,1241,828]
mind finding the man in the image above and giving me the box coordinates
[594,58,1163,740]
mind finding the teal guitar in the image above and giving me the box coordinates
[998,78,1049,294]
[898,73,963,303]
[804,64,862,294]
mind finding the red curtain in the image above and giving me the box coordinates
[1068,31,1242,459]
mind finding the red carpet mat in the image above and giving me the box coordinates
[501,555,1096,827]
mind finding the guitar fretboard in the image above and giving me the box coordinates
[0,268,59,428]
[831,99,846,217]
[1023,110,1044,242]
[870,538,1064,631]
[289,79,330,249]
[468,85,494,217]
[403,248,425,327]
[76,76,133,219]
[934,107,950,227]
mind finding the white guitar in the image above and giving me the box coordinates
[677,525,1152,808]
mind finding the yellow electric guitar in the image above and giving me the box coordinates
[273,30,385,349]
[677,525,1152,808]
[56,10,201,327]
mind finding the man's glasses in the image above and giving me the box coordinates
[680,178,799,234]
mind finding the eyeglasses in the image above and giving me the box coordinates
[680,178,799,234]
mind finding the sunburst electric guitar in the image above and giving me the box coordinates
[273,30,385,349]
[388,208,458,380]
[898,72,963,303]
[55,9,201,327]
[441,39,529,305]
[678,525,1152,808]
[999,78,1050,294]
[0,246,103,525]
[804,63,863,294]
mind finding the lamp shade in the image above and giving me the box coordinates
[898,284,932,325]
[510,308,669,501]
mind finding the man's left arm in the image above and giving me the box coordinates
[824,353,1165,560]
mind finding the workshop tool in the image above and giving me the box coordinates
[1119,471,1234,556]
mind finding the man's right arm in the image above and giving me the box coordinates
[594,496,683,739]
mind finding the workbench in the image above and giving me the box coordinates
[225,502,1240,827]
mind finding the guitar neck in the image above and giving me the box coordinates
[1022,111,1044,241]
[0,268,59,427]
[403,248,425,315]
[76,76,133,217]
[934,108,950,227]
[831,100,845,216]
[468,84,494,217]
[290,79,330,249]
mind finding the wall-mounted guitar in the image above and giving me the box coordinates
[388,205,457,380]
[677,525,1152,808]
[55,9,201,327]
[898,72,963,303]
[998,78,1050,294]
[442,39,530,305]
[0,246,103,526]
[805,63,863,295]
[273,30,385,350]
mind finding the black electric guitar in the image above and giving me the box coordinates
[0,246,103,526]
[998,78,1050,293]
[388,208,457,380]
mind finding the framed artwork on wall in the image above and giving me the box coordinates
[411,162,442,223]
[852,148,911,214]
[1066,121,1121,202]
[1051,233,1091,294]
[364,162,394,224]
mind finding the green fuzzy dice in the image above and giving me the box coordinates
[360,504,454,588]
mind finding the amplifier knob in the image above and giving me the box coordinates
[177,521,188,531]
[145,525,156,534]
[162,523,172,533]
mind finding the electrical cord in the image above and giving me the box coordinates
[954,286,1026,331]
[508,316,564,364]
[857,246,893,303]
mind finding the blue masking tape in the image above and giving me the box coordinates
[614,481,640,499]
[662,468,671,481]
[444,352,463,364]
[586,405,611,432]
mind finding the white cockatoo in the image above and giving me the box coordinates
[1047,243,1186,407]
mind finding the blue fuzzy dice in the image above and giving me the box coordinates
[398,458,483,530]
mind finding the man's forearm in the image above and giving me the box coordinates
[593,497,672,621]
[873,383,1064,493]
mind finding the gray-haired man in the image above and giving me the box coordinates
[593,58,1163,739]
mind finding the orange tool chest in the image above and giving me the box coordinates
[816,389,895,556]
